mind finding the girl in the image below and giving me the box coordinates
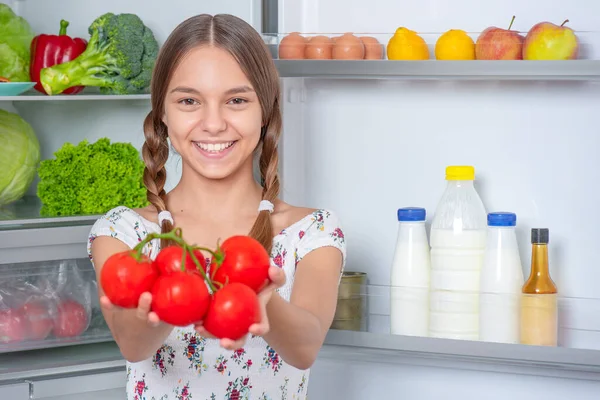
[87,13,346,399]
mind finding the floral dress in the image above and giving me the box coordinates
[87,206,347,400]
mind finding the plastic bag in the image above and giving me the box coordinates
[0,259,93,345]
[0,262,54,343]
[40,259,92,339]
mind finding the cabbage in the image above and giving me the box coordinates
[0,109,40,206]
[0,4,35,82]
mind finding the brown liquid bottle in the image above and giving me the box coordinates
[520,228,558,346]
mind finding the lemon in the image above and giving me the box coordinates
[387,27,430,60]
[435,29,475,60]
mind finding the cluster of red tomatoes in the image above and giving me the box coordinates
[100,231,271,340]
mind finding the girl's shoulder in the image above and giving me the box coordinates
[272,203,347,267]
[86,206,160,260]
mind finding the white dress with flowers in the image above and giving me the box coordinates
[87,206,346,400]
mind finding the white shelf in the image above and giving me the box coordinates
[273,59,600,80]
[1,93,151,101]
[322,330,600,381]
[2,60,599,104]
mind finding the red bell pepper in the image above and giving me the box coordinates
[30,20,88,95]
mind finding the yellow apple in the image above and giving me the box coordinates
[523,19,579,60]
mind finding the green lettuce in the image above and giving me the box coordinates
[37,138,149,216]
[0,3,35,81]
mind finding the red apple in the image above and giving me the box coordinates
[0,309,28,343]
[476,16,524,60]
[52,300,88,338]
[19,301,54,341]
[523,19,579,60]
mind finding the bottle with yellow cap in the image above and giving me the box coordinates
[429,166,487,340]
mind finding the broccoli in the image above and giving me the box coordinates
[39,13,159,95]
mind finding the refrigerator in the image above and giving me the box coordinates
[1,0,600,399]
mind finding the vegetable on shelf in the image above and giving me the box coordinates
[0,109,40,207]
[100,228,269,340]
[0,4,35,82]
[36,137,148,216]
[30,19,88,95]
[38,12,159,95]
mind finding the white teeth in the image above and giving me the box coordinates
[195,141,234,153]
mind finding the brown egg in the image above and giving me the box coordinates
[332,33,365,60]
[305,35,333,59]
[278,32,307,59]
[360,36,384,59]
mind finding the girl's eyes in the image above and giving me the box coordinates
[179,98,198,106]
[227,98,248,106]
[177,98,248,106]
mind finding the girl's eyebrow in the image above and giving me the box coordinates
[224,85,255,95]
[169,85,255,96]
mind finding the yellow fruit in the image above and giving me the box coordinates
[387,27,430,60]
[435,29,475,60]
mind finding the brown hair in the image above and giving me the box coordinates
[142,14,282,253]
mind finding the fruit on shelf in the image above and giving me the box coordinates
[332,33,365,59]
[305,35,333,59]
[360,36,383,59]
[387,27,429,60]
[278,32,306,59]
[0,309,27,343]
[523,20,579,60]
[436,29,476,60]
[475,16,524,60]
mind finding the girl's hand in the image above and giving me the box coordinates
[100,292,162,328]
[194,266,286,350]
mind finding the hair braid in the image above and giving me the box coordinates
[248,97,282,254]
[142,112,173,249]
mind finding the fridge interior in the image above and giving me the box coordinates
[2,0,600,397]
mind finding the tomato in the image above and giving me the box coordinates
[154,245,207,275]
[0,309,27,343]
[100,250,158,308]
[202,283,261,340]
[211,236,271,293]
[52,300,88,338]
[19,301,53,341]
[151,272,211,327]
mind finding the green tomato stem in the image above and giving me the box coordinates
[132,228,218,293]
[185,248,217,293]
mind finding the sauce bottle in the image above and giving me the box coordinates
[520,228,558,346]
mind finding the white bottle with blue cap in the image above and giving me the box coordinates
[479,212,524,344]
[390,207,430,337]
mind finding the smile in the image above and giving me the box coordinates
[193,141,236,153]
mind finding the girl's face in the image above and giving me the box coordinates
[163,46,263,180]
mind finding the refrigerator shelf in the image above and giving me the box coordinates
[321,329,600,381]
[273,59,600,81]
[0,93,151,102]
[2,328,600,385]
[0,196,99,231]
[1,60,600,105]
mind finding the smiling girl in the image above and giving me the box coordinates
[87,13,346,399]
